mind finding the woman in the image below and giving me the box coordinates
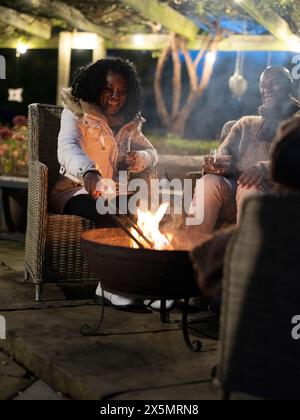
[49,57,158,309]
[189,66,300,234]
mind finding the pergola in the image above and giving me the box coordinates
[0,0,299,104]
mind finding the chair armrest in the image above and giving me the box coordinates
[25,160,48,280]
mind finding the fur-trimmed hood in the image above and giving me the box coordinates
[61,88,145,129]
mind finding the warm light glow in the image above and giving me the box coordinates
[16,41,28,56]
[288,35,300,52]
[132,203,172,250]
[133,35,145,47]
[72,33,98,50]
[206,51,217,65]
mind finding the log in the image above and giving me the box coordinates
[0,5,51,39]
[0,0,114,39]
[236,0,295,45]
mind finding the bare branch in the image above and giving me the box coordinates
[154,40,172,129]
[171,33,182,119]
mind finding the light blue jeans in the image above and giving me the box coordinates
[189,174,265,234]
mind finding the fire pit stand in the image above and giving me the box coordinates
[80,228,203,352]
[81,294,202,353]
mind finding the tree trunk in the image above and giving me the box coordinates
[154,30,221,136]
[171,34,182,119]
[171,34,220,137]
[154,43,171,129]
[171,91,199,137]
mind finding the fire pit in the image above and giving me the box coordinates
[80,226,211,352]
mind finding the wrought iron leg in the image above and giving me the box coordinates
[181,298,202,352]
[81,285,106,336]
[35,284,43,302]
[160,299,170,323]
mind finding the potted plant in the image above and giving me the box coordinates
[0,116,28,232]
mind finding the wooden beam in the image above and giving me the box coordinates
[119,0,199,40]
[107,34,299,52]
[0,0,114,39]
[0,36,58,49]
[0,6,51,40]
[56,32,72,105]
[0,34,298,52]
[93,36,106,62]
[235,0,297,46]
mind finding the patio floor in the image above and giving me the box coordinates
[0,235,221,400]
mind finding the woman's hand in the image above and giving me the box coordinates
[83,171,102,199]
[238,163,266,188]
[122,152,139,170]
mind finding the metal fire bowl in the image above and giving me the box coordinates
[80,228,200,300]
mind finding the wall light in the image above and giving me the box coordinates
[133,34,145,48]
[16,40,29,57]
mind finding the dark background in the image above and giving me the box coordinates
[0,47,298,139]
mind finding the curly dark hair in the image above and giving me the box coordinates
[71,57,142,123]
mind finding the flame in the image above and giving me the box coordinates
[131,203,172,250]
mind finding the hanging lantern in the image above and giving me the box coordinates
[229,51,248,100]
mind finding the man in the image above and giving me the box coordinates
[189,66,300,234]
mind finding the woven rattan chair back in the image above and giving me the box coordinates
[219,194,300,400]
[28,104,62,194]
[25,104,97,301]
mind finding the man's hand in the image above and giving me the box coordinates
[202,155,231,176]
[83,171,102,200]
[203,161,227,176]
[238,164,266,188]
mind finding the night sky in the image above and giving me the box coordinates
[0,47,298,139]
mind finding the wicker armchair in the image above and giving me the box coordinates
[218,194,300,400]
[25,104,97,301]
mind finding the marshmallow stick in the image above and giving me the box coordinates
[213,149,217,164]
[127,136,132,153]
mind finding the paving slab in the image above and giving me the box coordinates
[14,380,67,400]
[0,351,33,400]
[0,306,218,400]
[0,239,96,309]
[0,238,220,400]
[0,240,25,273]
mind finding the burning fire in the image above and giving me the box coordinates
[132,203,173,250]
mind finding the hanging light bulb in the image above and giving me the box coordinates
[229,70,248,100]
[229,49,248,100]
